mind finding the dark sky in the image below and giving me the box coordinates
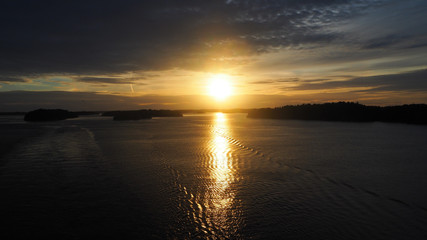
[1,0,427,110]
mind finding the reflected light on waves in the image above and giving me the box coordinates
[211,112,232,186]
[204,112,240,237]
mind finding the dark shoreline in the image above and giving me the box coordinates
[247,102,427,125]
[2,102,427,124]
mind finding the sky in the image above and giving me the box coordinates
[1,0,427,111]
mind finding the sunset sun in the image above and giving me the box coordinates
[2,1,427,239]
[207,74,233,101]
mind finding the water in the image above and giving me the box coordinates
[1,113,427,239]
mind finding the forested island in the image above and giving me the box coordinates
[247,102,427,125]
[16,103,427,124]
[102,109,183,120]
[24,109,78,122]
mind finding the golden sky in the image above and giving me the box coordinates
[1,0,427,110]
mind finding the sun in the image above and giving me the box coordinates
[207,74,233,101]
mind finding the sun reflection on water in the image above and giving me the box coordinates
[211,131,231,182]
[203,112,240,237]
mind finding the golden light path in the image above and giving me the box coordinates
[207,74,233,101]
[211,113,233,191]
[204,112,240,237]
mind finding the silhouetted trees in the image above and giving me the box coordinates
[247,102,427,124]
[24,109,78,121]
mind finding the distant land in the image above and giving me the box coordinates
[5,103,427,124]
[24,109,78,122]
[0,112,27,115]
[247,102,427,125]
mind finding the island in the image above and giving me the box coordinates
[24,109,78,122]
[102,109,183,120]
[247,102,427,125]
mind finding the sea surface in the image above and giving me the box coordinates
[1,113,427,239]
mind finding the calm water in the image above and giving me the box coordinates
[1,113,427,239]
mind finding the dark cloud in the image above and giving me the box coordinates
[361,34,427,51]
[404,42,427,49]
[0,76,26,83]
[303,78,330,83]
[250,80,276,84]
[0,0,386,76]
[292,69,427,92]
[250,77,300,84]
[76,77,139,84]
[276,78,300,82]
[362,34,408,49]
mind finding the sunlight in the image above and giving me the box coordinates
[204,112,238,235]
[207,74,233,101]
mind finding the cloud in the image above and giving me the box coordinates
[0,76,26,83]
[250,77,300,84]
[291,68,427,92]
[250,80,276,85]
[362,34,408,49]
[0,0,393,76]
[76,77,138,84]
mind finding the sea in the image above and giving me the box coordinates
[1,113,427,239]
